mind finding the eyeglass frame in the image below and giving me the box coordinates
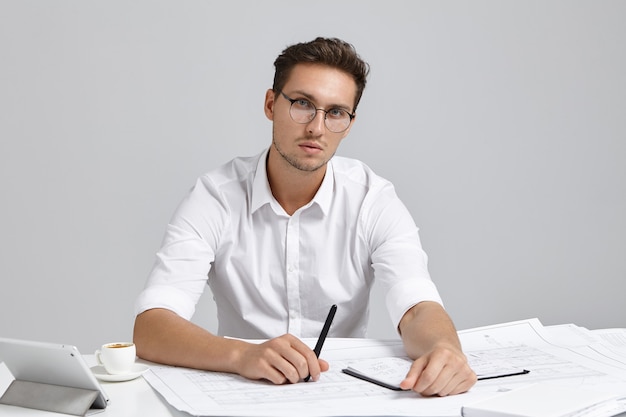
[278,91,355,133]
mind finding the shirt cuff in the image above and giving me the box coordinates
[386,279,444,333]
[134,285,197,320]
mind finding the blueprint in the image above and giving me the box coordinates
[142,319,626,417]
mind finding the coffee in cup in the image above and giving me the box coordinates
[95,342,136,374]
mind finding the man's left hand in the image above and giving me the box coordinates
[399,343,477,396]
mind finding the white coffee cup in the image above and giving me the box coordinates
[95,342,136,375]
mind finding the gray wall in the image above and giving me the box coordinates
[1,1,624,353]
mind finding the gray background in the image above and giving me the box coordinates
[1,1,624,353]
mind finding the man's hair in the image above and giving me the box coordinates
[272,37,370,112]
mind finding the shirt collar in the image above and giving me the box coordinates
[250,148,334,216]
[251,149,274,213]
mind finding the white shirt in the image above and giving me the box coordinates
[135,149,442,339]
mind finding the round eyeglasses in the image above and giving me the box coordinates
[279,91,355,133]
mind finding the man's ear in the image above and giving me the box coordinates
[264,89,276,121]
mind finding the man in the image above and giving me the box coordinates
[134,37,477,396]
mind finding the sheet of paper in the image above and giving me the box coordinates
[461,383,626,417]
[459,319,626,394]
[590,328,626,359]
[591,328,626,346]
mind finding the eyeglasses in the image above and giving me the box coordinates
[279,91,355,133]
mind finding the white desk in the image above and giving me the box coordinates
[2,322,626,416]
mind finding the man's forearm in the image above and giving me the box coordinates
[398,301,462,359]
[133,308,328,384]
[133,308,244,373]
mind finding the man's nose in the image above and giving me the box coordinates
[307,110,326,134]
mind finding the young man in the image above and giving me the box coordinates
[134,37,477,396]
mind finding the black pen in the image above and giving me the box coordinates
[304,304,337,382]
[477,369,530,381]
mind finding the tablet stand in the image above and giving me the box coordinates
[0,379,99,416]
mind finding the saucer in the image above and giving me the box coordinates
[91,364,149,382]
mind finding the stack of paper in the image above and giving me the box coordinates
[141,319,626,417]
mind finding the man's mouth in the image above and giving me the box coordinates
[300,142,322,152]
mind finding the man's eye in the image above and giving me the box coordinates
[328,108,346,118]
[295,99,313,108]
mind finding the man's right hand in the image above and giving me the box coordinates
[233,334,329,384]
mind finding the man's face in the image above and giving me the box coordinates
[264,63,357,173]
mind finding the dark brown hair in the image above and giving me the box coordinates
[272,37,370,111]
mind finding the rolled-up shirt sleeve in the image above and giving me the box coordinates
[134,224,213,319]
[362,182,443,332]
[134,176,225,320]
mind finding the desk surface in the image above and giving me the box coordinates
[2,322,626,417]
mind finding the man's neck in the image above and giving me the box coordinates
[266,149,326,216]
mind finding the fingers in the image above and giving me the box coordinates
[273,336,321,382]
[400,347,477,396]
[238,334,327,384]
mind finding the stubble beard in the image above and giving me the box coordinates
[272,135,333,173]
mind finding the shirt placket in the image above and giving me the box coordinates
[284,212,301,336]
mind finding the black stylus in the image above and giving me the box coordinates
[304,304,337,382]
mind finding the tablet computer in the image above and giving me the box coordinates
[0,337,109,414]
